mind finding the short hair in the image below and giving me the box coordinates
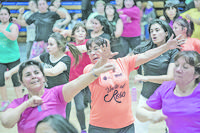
[86,37,107,50]
[174,51,200,84]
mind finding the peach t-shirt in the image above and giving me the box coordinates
[84,55,139,128]
[181,38,200,53]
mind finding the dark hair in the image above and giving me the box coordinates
[94,15,113,35]
[71,22,87,36]
[0,7,12,22]
[36,115,78,133]
[18,60,45,82]
[123,0,136,8]
[36,0,48,6]
[49,0,62,8]
[49,32,82,65]
[134,19,176,54]
[174,18,194,37]
[104,3,120,24]
[86,37,107,50]
[163,2,180,23]
[174,51,200,84]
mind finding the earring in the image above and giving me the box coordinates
[44,82,48,88]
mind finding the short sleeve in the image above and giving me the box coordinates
[39,53,49,63]
[26,12,37,25]
[146,84,163,110]
[59,55,71,70]
[52,11,61,21]
[52,85,66,104]
[169,49,179,63]
[7,95,28,109]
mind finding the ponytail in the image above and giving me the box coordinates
[67,43,82,65]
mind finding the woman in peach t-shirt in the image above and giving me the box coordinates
[173,18,200,53]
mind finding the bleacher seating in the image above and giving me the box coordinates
[2,1,165,43]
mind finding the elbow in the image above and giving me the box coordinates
[136,110,147,123]
[1,117,15,128]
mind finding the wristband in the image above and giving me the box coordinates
[92,69,99,77]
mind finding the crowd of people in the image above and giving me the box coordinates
[0,0,200,133]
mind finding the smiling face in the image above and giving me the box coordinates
[165,7,176,20]
[92,19,103,33]
[150,23,168,46]
[124,0,134,8]
[0,9,10,23]
[47,37,61,55]
[174,57,198,86]
[73,26,87,42]
[38,0,48,13]
[105,5,115,16]
[21,65,45,92]
[87,42,102,64]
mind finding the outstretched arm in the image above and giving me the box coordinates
[135,34,184,67]
[62,63,115,102]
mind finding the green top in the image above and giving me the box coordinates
[0,23,20,63]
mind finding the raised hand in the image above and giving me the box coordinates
[19,7,24,14]
[166,34,185,50]
[4,71,12,81]
[94,63,115,76]
[26,96,43,108]
[99,40,118,60]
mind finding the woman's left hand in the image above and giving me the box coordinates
[100,40,118,60]
[166,34,185,50]
[134,74,148,83]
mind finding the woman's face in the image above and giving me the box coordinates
[0,9,10,23]
[124,0,134,8]
[165,7,177,19]
[22,65,45,92]
[53,0,61,8]
[28,1,37,11]
[47,37,61,55]
[38,0,48,13]
[174,57,199,85]
[194,0,200,9]
[87,42,102,64]
[92,19,103,32]
[96,3,105,14]
[73,26,87,42]
[150,23,168,45]
[116,0,123,5]
[36,122,56,133]
[105,5,115,16]
[173,22,186,37]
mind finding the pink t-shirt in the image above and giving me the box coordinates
[7,85,67,133]
[147,81,200,133]
[181,37,200,53]
[66,39,91,81]
[118,6,141,37]
[84,55,139,128]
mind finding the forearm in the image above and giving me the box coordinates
[144,75,173,84]
[2,30,18,41]
[135,44,169,67]
[56,10,66,19]
[1,101,29,128]
[63,69,99,102]
[136,107,154,122]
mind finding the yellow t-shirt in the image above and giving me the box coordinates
[84,55,139,128]
[181,8,200,40]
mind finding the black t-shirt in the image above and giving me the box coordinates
[134,42,179,98]
[86,30,111,41]
[40,53,71,89]
[26,11,60,42]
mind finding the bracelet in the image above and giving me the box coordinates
[92,69,99,77]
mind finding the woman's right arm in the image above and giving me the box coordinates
[114,19,123,38]
[136,103,167,123]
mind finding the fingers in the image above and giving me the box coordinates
[175,34,182,40]
[169,34,174,40]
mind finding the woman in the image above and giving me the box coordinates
[36,114,78,133]
[83,31,183,132]
[50,0,71,33]
[65,23,91,133]
[115,0,123,10]
[105,3,125,59]
[117,0,141,55]
[163,2,181,28]
[133,19,180,133]
[16,0,66,59]
[0,7,23,112]
[180,0,200,40]
[136,51,200,133]
[86,0,105,30]
[173,18,200,53]
[0,60,115,133]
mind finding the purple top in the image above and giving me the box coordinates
[7,85,67,133]
[117,6,141,37]
[147,81,200,133]
[169,16,182,29]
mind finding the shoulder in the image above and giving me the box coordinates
[60,55,71,62]
[157,81,176,94]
